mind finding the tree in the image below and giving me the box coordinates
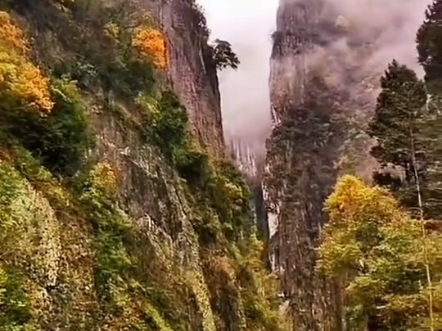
[417,0,442,95]
[0,11,53,112]
[132,27,169,70]
[367,60,430,216]
[210,39,240,70]
[317,175,442,331]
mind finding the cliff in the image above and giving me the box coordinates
[0,0,286,330]
[141,0,225,157]
[264,0,382,329]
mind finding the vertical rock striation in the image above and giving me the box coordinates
[264,0,384,329]
[142,0,225,157]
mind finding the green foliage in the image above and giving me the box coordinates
[183,155,253,247]
[149,91,191,161]
[187,2,239,72]
[147,90,251,233]
[77,163,133,300]
[74,162,197,331]
[365,60,442,218]
[46,80,94,172]
[0,2,286,331]
[0,163,33,330]
[417,0,442,94]
[148,91,209,186]
[318,175,442,331]
[368,60,427,170]
[188,1,210,40]
[0,157,59,330]
[1,79,93,175]
[18,0,156,98]
[212,39,240,70]
[209,39,240,71]
[0,265,32,330]
[143,88,282,331]
[237,235,285,331]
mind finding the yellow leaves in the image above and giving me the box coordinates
[318,175,410,275]
[104,22,120,40]
[0,54,54,111]
[325,175,368,220]
[0,11,53,112]
[318,175,442,329]
[133,27,169,70]
[224,182,243,200]
[325,175,402,226]
[90,162,117,193]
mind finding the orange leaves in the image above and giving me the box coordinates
[0,12,28,55]
[0,11,53,112]
[133,28,168,70]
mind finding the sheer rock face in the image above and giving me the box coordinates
[143,0,225,156]
[1,1,282,329]
[265,0,381,329]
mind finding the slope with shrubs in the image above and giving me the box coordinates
[0,1,287,330]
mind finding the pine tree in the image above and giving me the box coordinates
[416,1,442,220]
[367,60,428,214]
[368,59,442,220]
[417,0,442,95]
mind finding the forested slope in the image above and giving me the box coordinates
[0,0,286,330]
[265,0,442,330]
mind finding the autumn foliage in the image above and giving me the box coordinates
[133,27,169,70]
[0,11,53,112]
[318,175,442,330]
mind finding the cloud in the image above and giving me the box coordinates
[197,0,279,155]
[198,0,431,155]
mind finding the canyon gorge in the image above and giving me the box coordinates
[0,0,440,330]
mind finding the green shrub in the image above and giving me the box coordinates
[0,265,32,329]
[1,79,93,175]
[150,91,189,161]
[145,90,254,242]
[77,163,133,299]
[148,91,210,185]
[0,163,33,329]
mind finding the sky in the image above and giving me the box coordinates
[197,0,431,237]
[197,0,279,154]
[197,0,430,155]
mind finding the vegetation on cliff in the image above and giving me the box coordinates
[0,1,283,330]
[317,1,442,330]
[267,0,442,330]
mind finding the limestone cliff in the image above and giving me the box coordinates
[141,0,225,156]
[0,0,285,330]
[264,0,382,329]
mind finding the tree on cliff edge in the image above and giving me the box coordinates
[211,39,239,70]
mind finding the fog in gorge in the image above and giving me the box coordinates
[197,0,279,155]
[198,0,430,156]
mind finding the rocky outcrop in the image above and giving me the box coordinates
[0,1,285,330]
[264,0,383,329]
[142,0,225,157]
